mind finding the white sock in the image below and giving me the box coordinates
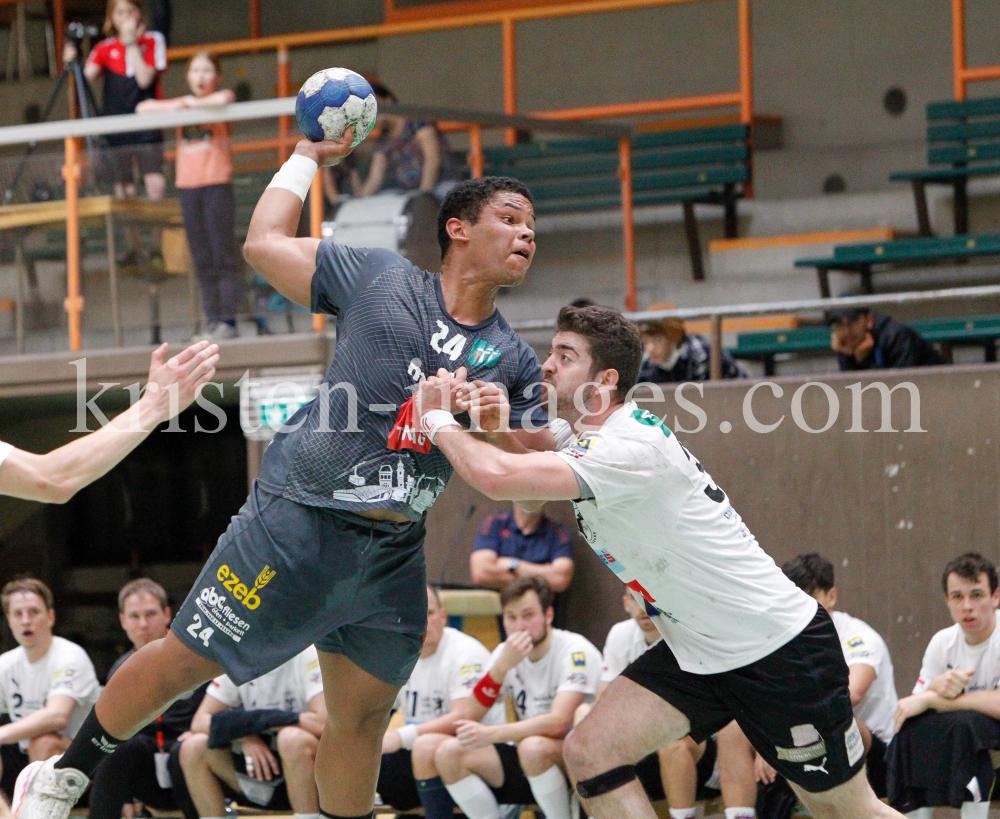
[906,809,933,819]
[668,810,697,819]
[961,802,989,819]
[527,766,572,819]
[445,775,501,819]
[725,809,756,819]
[293,814,320,819]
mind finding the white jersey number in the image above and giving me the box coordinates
[186,614,214,647]
[430,321,467,361]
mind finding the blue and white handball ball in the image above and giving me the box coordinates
[296,68,377,147]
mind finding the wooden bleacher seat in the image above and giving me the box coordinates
[793,232,1000,297]
[730,312,1000,374]
[890,96,1000,236]
[483,124,751,281]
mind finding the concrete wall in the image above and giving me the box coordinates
[424,362,1000,694]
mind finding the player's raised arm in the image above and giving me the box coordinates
[243,131,356,308]
[0,341,218,504]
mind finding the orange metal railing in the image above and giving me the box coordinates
[952,0,1000,100]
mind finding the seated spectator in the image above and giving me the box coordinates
[178,646,325,819]
[887,552,1000,819]
[88,579,208,819]
[355,83,462,200]
[577,591,757,819]
[637,303,746,383]
[828,308,944,370]
[430,577,601,819]
[470,503,574,596]
[376,585,502,818]
[0,579,100,812]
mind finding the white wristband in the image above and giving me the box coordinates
[397,724,419,750]
[266,154,319,203]
[421,410,460,444]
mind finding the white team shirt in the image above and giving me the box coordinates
[555,402,818,674]
[394,627,504,726]
[601,618,658,683]
[913,622,1000,695]
[208,645,323,712]
[492,628,601,721]
[0,442,13,467]
[831,610,897,743]
[0,636,100,750]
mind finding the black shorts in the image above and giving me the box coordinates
[490,743,536,805]
[376,749,420,811]
[622,606,863,793]
[634,735,718,803]
[96,141,164,185]
[173,482,427,686]
[0,745,28,800]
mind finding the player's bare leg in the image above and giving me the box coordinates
[94,632,222,737]
[563,675,690,819]
[716,721,758,810]
[178,735,241,817]
[658,737,702,810]
[276,726,321,814]
[313,651,400,816]
[788,767,905,819]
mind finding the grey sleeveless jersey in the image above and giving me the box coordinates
[258,242,547,520]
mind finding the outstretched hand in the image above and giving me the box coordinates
[293,126,357,168]
[142,341,219,423]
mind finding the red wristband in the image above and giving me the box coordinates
[473,671,501,708]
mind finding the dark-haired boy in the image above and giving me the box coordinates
[17,127,556,819]
[887,552,1000,819]
[415,304,908,819]
[430,577,600,819]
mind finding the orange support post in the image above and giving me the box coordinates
[277,45,292,162]
[618,137,636,312]
[737,0,752,124]
[502,17,517,146]
[63,136,83,351]
[469,124,484,178]
[53,0,65,72]
[953,0,966,100]
[250,0,261,40]
[310,173,325,333]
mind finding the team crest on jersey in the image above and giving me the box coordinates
[568,437,595,459]
[467,339,502,368]
[846,636,865,649]
[460,664,483,676]
[631,409,672,439]
[571,652,587,667]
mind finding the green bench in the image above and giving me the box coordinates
[482,124,751,280]
[793,232,1000,297]
[890,96,1000,236]
[730,313,1000,375]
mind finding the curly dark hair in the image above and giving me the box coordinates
[437,176,533,259]
[942,552,998,595]
[782,553,835,594]
[556,304,643,398]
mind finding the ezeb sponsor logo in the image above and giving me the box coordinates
[216,563,277,610]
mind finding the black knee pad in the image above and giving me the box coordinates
[575,764,637,799]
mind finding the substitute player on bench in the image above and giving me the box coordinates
[414,303,908,819]
[14,126,553,819]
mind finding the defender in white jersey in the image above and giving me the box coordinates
[415,305,906,819]
[375,586,500,816]
[0,580,98,809]
[429,578,600,819]
[178,647,325,819]
[887,553,1000,818]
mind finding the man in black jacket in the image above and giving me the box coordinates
[828,308,944,371]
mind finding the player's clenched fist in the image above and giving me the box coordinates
[456,379,511,433]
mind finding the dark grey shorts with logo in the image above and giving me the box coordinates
[172,482,427,686]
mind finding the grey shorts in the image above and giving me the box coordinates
[172,482,427,686]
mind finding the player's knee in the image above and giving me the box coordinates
[27,733,67,761]
[517,736,561,775]
[411,732,446,769]
[179,733,210,771]
[433,736,467,780]
[563,728,595,777]
[658,738,695,767]
[277,725,317,763]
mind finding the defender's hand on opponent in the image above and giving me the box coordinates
[456,378,511,433]
[293,125,357,168]
[143,340,220,425]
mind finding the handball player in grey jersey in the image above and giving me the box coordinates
[16,129,552,819]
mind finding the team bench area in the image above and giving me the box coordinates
[482,124,751,281]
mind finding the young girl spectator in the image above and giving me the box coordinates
[137,52,240,339]
[66,0,168,201]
